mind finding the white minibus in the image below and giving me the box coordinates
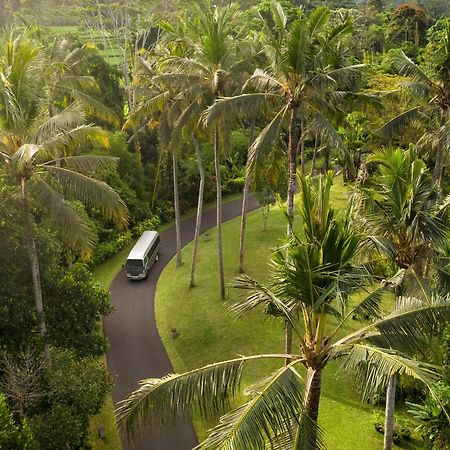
[125,231,160,280]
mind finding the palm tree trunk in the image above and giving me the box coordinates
[238,120,255,273]
[304,367,322,448]
[172,151,182,267]
[383,374,397,450]
[310,131,319,177]
[284,319,292,365]
[432,145,443,190]
[190,135,204,287]
[300,118,306,176]
[287,105,300,233]
[214,126,226,300]
[21,178,50,364]
[324,144,330,173]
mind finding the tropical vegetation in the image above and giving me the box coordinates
[0,0,449,449]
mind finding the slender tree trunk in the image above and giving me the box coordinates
[190,136,204,287]
[324,144,330,173]
[172,152,182,267]
[287,105,300,233]
[304,367,322,449]
[238,120,255,273]
[21,179,50,364]
[310,131,320,177]
[284,319,292,365]
[214,127,226,300]
[383,374,397,450]
[300,118,306,176]
[432,145,443,190]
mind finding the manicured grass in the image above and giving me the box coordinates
[155,176,423,449]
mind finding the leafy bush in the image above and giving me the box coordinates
[156,201,175,224]
[28,350,112,450]
[133,215,161,238]
[407,381,450,449]
[373,411,413,444]
[91,231,133,265]
[0,394,36,449]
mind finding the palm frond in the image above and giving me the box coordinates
[44,166,128,229]
[203,93,280,127]
[31,102,86,145]
[390,51,434,87]
[230,274,295,324]
[70,89,120,127]
[375,107,423,139]
[247,105,288,174]
[347,286,387,320]
[399,81,433,98]
[43,124,110,150]
[127,90,170,127]
[327,64,364,90]
[51,155,119,176]
[245,69,284,93]
[11,144,42,170]
[339,344,440,402]
[369,294,450,354]
[308,7,330,35]
[116,354,288,438]
[58,75,99,93]
[309,109,343,149]
[33,178,95,250]
[200,364,312,450]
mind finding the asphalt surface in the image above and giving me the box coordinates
[104,195,259,450]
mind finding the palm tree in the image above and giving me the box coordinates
[150,0,251,299]
[117,172,449,448]
[355,146,450,450]
[0,31,128,363]
[204,3,360,232]
[378,24,450,188]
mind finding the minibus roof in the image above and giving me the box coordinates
[127,231,159,260]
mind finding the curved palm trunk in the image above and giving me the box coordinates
[21,178,50,364]
[287,105,300,234]
[383,374,397,450]
[238,120,255,274]
[304,367,322,449]
[189,135,204,287]
[214,126,226,300]
[284,319,292,365]
[432,145,443,190]
[172,151,182,267]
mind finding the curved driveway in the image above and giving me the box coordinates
[104,196,259,450]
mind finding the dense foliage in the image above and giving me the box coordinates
[0,0,449,448]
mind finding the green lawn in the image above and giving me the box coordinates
[155,176,424,449]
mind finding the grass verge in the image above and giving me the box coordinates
[87,192,243,450]
[155,176,423,449]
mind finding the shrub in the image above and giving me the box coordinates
[133,215,161,238]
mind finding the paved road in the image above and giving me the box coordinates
[104,196,259,450]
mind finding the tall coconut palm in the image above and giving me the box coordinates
[117,172,449,449]
[378,24,450,188]
[0,32,128,363]
[149,0,251,299]
[204,3,361,232]
[355,146,450,450]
